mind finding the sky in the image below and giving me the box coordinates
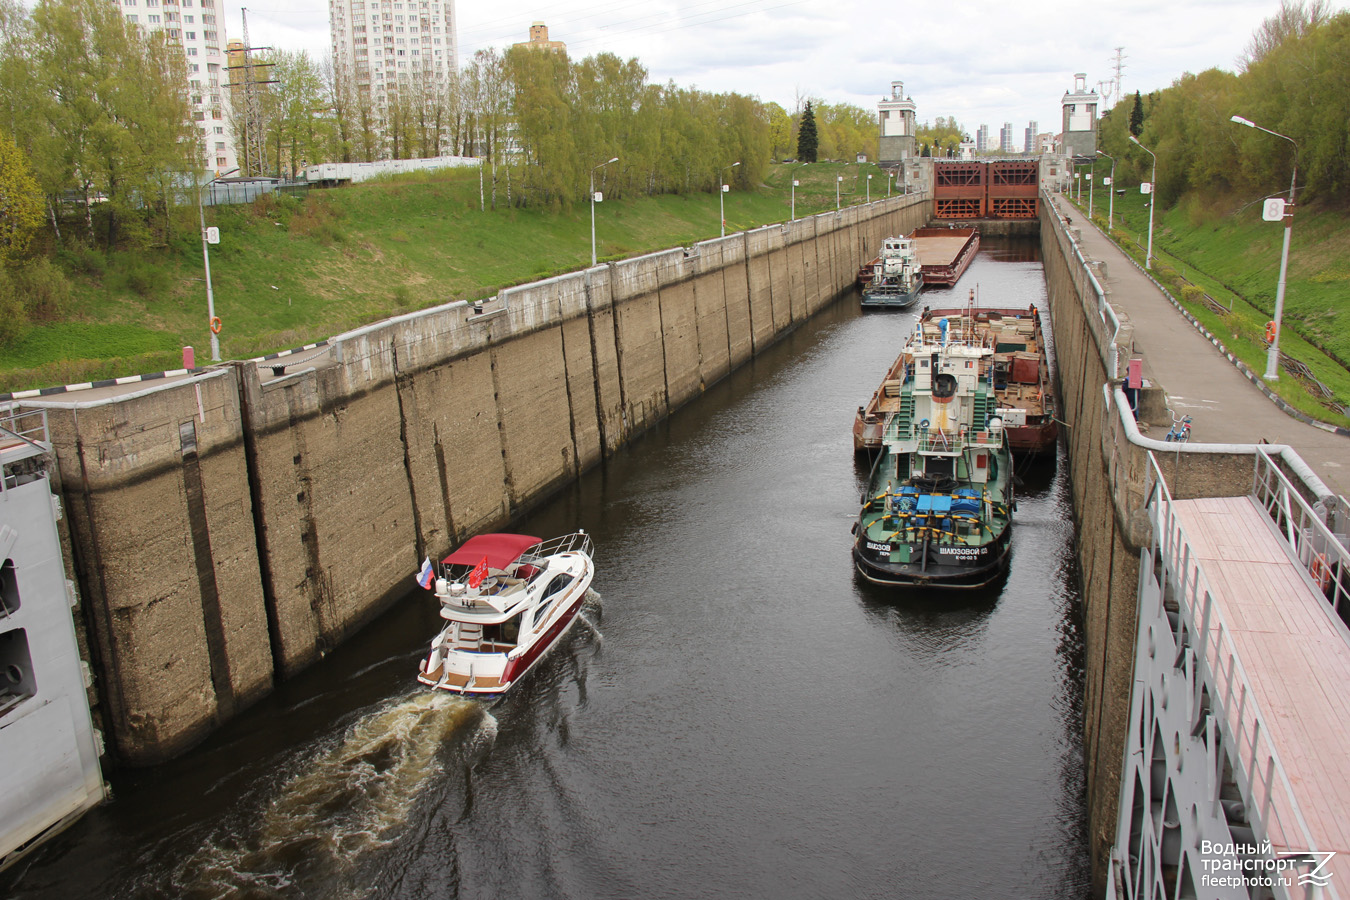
[225,0,1348,134]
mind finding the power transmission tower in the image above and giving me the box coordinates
[231,9,278,176]
[1094,48,1127,109]
[1108,47,1126,107]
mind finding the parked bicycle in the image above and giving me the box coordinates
[1164,410,1193,443]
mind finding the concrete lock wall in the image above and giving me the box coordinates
[37,371,275,765]
[30,194,929,765]
[1038,201,1294,899]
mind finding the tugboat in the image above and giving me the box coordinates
[852,307,1014,588]
[860,235,924,309]
[415,531,595,696]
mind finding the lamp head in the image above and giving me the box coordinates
[608,156,619,164]
[1128,135,1141,146]
[1230,115,1254,128]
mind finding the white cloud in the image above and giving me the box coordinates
[229,0,1348,134]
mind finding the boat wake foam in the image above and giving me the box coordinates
[155,691,495,898]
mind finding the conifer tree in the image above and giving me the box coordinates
[797,101,818,162]
[1129,91,1144,136]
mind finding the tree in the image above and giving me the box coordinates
[765,102,793,160]
[29,0,193,246]
[1129,91,1144,136]
[797,101,818,162]
[916,117,964,156]
[1241,0,1331,68]
[319,53,354,163]
[0,129,41,262]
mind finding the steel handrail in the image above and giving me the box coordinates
[1043,188,1120,378]
[0,405,50,497]
[1145,453,1336,898]
[1251,445,1350,625]
[518,531,595,568]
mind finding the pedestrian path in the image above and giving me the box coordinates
[1048,193,1349,500]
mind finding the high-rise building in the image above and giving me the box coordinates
[329,0,458,155]
[1000,122,1014,153]
[976,124,989,153]
[1024,120,1038,154]
[116,0,237,174]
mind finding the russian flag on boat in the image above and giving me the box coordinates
[416,557,434,589]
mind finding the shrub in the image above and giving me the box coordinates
[60,245,107,278]
[110,258,170,298]
[0,270,28,347]
[14,259,72,321]
[1180,285,1205,305]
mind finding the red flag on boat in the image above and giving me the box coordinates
[467,556,489,589]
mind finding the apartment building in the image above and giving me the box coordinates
[116,0,237,173]
[329,0,458,150]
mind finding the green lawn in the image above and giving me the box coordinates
[0,161,894,393]
[1067,187,1350,428]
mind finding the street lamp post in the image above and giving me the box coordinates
[1231,114,1299,381]
[791,161,808,221]
[1073,169,1081,201]
[720,161,740,237]
[1087,171,1094,220]
[197,167,238,362]
[1128,135,1157,269]
[590,156,619,266]
[1097,150,1115,231]
[866,173,872,203]
[836,174,843,210]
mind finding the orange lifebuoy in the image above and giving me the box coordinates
[1311,553,1332,592]
[1265,321,1277,344]
[210,316,222,335]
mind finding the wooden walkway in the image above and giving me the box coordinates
[1174,496,1350,888]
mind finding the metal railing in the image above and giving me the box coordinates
[518,531,595,571]
[1252,445,1349,623]
[0,405,50,497]
[1144,451,1339,898]
[882,418,1005,454]
[1043,188,1120,378]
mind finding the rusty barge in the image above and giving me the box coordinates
[853,296,1057,457]
[911,226,980,287]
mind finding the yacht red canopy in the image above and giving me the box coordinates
[442,533,542,570]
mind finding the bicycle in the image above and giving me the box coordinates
[1163,410,1192,443]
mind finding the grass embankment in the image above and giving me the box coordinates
[0,161,891,393]
[1067,187,1350,428]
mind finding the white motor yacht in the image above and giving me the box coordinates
[416,531,595,697]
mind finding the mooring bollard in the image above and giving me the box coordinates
[183,346,195,370]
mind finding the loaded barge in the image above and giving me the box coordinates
[854,297,1057,457]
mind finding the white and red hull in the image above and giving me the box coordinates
[415,532,595,698]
